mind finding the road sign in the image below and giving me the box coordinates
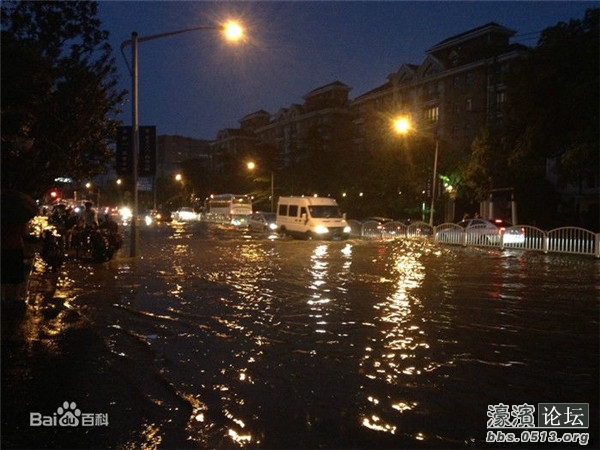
[115,126,157,176]
[139,126,156,176]
[116,126,133,175]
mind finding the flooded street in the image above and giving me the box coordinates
[2,221,598,449]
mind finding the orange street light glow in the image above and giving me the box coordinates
[394,117,411,134]
[224,21,243,41]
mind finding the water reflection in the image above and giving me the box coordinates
[307,242,354,339]
[8,227,597,449]
[308,244,332,334]
[360,241,428,436]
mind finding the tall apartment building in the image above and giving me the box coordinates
[353,22,527,158]
[212,23,526,173]
[211,81,354,170]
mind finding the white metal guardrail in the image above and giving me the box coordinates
[347,220,600,258]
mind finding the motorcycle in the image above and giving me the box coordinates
[72,227,118,262]
[40,226,66,270]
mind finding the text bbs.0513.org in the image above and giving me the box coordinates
[486,430,589,445]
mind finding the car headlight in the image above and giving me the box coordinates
[268,223,278,230]
[343,226,351,233]
[314,225,329,234]
[120,207,132,220]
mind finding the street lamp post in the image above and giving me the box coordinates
[247,161,275,212]
[270,171,275,213]
[429,138,439,227]
[175,173,185,207]
[120,22,244,257]
[394,116,439,227]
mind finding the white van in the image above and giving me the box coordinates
[276,196,351,240]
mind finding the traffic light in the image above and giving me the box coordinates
[48,188,62,203]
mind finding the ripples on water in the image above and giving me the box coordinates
[47,223,598,448]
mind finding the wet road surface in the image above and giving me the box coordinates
[2,221,598,449]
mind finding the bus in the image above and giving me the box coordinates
[204,194,253,226]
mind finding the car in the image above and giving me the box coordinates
[144,208,173,225]
[174,207,197,221]
[248,211,277,233]
[437,218,525,245]
[276,196,350,240]
[361,216,394,229]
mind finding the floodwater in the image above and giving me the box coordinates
[2,221,599,449]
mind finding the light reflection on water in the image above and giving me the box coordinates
[359,242,430,438]
[27,225,599,448]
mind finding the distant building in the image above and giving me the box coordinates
[157,135,212,178]
[211,81,354,170]
[212,23,527,178]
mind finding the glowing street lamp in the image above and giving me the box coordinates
[393,117,411,134]
[394,116,439,227]
[224,21,243,41]
[121,20,244,257]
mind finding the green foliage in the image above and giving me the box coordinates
[1,0,125,197]
[504,8,599,187]
[464,127,507,201]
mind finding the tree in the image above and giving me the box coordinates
[504,8,599,190]
[1,0,125,197]
[464,127,505,201]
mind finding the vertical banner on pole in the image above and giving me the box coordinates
[116,126,133,175]
[139,126,157,176]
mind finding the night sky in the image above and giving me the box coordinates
[99,1,593,140]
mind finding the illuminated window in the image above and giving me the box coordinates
[424,106,439,123]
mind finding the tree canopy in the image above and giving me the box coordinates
[504,8,599,184]
[463,8,598,225]
[1,0,125,198]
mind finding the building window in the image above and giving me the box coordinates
[424,106,439,123]
[496,91,505,109]
[465,98,472,112]
[453,102,460,114]
[465,73,473,85]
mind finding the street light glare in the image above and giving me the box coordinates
[247,161,256,170]
[394,117,411,134]
[223,21,243,41]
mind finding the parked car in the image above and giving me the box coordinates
[437,218,525,245]
[361,216,394,230]
[173,207,197,221]
[248,211,277,233]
